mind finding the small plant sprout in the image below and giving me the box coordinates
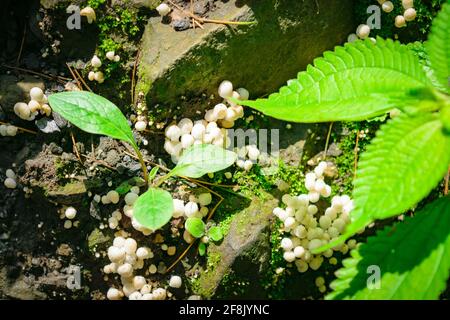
[80,6,96,24]
[48,91,236,232]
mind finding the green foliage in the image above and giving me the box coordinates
[208,226,223,242]
[351,112,450,223]
[170,144,237,179]
[239,3,450,299]
[427,1,450,91]
[241,38,431,122]
[198,242,206,256]
[48,92,136,148]
[133,188,174,231]
[185,218,206,238]
[327,197,450,300]
[149,167,159,182]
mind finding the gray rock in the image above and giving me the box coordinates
[193,193,277,298]
[36,118,61,133]
[136,0,355,112]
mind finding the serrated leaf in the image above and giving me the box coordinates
[208,226,223,242]
[133,188,174,230]
[315,112,450,253]
[427,1,450,91]
[240,38,431,122]
[170,144,237,178]
[48,91,136,147]
[327,197,450,300]
[185,217,205,238]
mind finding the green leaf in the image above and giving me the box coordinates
[198,242,206,256]
[240,38,431,122]
[208,226,223,242]
[185,217,205,238]
[427,1,450,91]
[48,91,136,147]
[327,197,450,300]
[133,188,174,230]
[149,167,159,182]
[315,112,450,253]
[170,144,237,178]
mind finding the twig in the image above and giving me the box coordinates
[1,64,70,83]
[445,166,450,195]
[324,122,333,155]
[70,132,83,163]
[354,131,359,179]
[0,121,37,134]
[80,154,117,171]
[167,0,256,26]
[66,63,83,90]
[16,25,27,66]
[73,68,92,92]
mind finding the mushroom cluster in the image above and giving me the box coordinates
[273,161,359,273]
[0,124,18,137]
[348,0,418,42]
[3,169,17,189]
[88,55,105,84]
[164,80,247,163]
[105,236,171,300]
[14,86,51,121]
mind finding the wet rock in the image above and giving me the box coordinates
[136,0,355,110]
[172,18,191,31]
[193,193,277,298]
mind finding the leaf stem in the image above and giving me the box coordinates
[132,144,149,186]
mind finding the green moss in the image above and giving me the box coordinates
[261,220,286,299]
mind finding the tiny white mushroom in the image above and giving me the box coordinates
[135,120,147,131]
[356,24,371,39]
[14,102,31,120]
[80,6,96,23]
[91,55,102,68]
[395,15,407,28]
[106,51,115,61]
[218,80,233,99]
[4,178,17,189]
[382,1,394,13]
[65,207,77,219]
[30,87,44,102]
[156,3,171,16]
[404,8,417,21]
[169,275,182,288]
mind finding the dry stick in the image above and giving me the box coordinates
[73,68,93,92]
[353,131,360,179]
[16,25,27,66]
[2,64,70,83]
[70,132,83,163]
[80,154,117,171]
[444,166,450,195]
[0,121,37,134]
[131,50,140,106]
[66,63,83,90]
[324,122,333,156]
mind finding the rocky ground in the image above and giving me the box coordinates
[4,0,445,300]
